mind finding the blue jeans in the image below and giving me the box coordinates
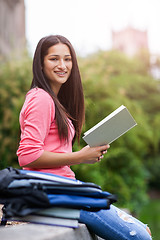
[80,205,152,240]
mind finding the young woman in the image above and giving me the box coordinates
[17,35,152,240]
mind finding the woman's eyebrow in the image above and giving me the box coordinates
[49,54,71,57]
[49,54,58,57]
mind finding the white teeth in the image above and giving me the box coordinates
[55,72,66,75]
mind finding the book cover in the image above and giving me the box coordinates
[36,207,80,220]
[83,105,137,147]
[25,171,79,185]
[7,215,79,228]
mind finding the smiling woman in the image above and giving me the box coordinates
[43,43,73,96]
[17,35,108,175]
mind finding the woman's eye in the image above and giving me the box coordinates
[50,58,58,61]
[65,58,72,62]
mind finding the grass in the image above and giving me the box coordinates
[138,199,160,240]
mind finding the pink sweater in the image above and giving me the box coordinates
[17,88,75,179]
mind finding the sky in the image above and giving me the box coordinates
[24,0,160,56]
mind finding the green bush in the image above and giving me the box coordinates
[73,50,160,213]
[138,199,160,240]
[0,56,32,168]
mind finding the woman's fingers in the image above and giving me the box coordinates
[100,144,110,150]
[102,150,107,154]
[97,145,110,161]
[80,144,110,164]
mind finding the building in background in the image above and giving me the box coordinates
[112,26,149,57]
[0,0,26,59]
[112,26,160,79]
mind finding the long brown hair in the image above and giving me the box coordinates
[31,35,85,143]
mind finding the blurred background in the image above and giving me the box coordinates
[0,0,160,238]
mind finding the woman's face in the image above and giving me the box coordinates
[43,43,72,95]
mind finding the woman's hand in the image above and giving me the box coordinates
[77,144,110,164]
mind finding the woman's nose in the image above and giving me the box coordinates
[58,60,66,69]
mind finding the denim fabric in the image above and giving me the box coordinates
[80,205,152,240]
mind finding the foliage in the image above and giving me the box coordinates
[0,50,160,213]
[138,199,160,240]
[72,50,160,213]
[0,56,32,168]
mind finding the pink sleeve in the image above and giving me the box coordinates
[17,90,55,166]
